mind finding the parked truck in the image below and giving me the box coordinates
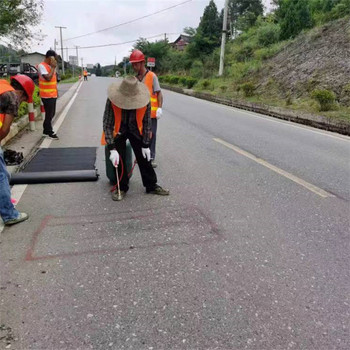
[0,62,39,84]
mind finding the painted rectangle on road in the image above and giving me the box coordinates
[26,206,222,261]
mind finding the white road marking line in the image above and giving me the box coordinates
[11,184,27,203]
[221,106,350,142]
[40,137,52,148]
[0,185,27,232]
[1,82,83,234]
[214,137,335,198]
[167,90,350,142]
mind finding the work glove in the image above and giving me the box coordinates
[156,108,162,119]
[109,150,119,167]
[141,148,151,162]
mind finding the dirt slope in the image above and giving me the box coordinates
[258,17,350,106]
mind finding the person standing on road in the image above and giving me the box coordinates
[83,69,88,81]
[0,75,34,226]
[130,49,163,168]
[101,76,169,201]
[38,50,59,140]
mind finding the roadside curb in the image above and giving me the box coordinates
[162,84,350,136]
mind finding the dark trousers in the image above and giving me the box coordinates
[42,98,57,135]
[114,133,157,192]
[150,118,157,160]
[84,76,87,81]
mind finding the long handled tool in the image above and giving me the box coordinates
[114,161,122,201]
[110,158,138,194]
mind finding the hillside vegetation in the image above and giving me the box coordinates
[256,17,350,105]
[132,0,350,121]
[208,16,350,121]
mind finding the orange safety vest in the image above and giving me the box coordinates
[0,79,15,129]
[101,103,147,145]
[83,70,88,76]
[143,71,159,118]
[38,62,57,98]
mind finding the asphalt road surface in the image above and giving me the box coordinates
[1,76,349,350]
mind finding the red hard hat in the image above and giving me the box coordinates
[129,49,145,63]
[11,75,35,103]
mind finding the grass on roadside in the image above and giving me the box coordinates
[165,77,350,123]
[60,76,80,84]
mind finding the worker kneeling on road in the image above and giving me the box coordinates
[101,76,169,201]
[0,75,35,225]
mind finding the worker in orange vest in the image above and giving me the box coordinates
[83,69,88,81]
[101,76,169,201]
[130,49,163,168]
[0,75,35,226]
[38,50,59,140]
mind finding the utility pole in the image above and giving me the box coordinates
[164,33,167,41]
[55,26,67,75]
[54,39,58,52]
[75,46,79,74]
[218,0,229,76]
[81,57,84,76]
[73,46,79,78]
[66,47,68,69]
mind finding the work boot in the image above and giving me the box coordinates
[151,160,157,168]
[4,212,29,226]
[146,185,169,195]
[112,190,126,201]
[43,132,59,140]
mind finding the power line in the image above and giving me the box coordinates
[59,33,180,50]
[64,0,193,42]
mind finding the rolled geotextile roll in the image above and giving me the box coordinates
[10,170,99,185]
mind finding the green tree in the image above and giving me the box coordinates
[133,38,169,71]
[330,0,350,18]
[0,0,43,48]
[228,0,264,34]
[183,27,196,37]
[187,0,221,59]
[279,0,312,40]
[309,0,342,23]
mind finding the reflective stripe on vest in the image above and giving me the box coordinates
[143,71,159,118]
[0,80,15,129]
[39,62,57,98]
[100,104,147,146]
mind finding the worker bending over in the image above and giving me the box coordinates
[0,75,34,225]
[101,76,169,201]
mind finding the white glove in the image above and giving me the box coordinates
[141,147,151,161]
[109,150,119,167]
[156,108,162,119]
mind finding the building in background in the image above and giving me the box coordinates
[20,52,45,66]
[171,34,191,51]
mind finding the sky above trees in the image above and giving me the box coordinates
[0,0,271,66]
